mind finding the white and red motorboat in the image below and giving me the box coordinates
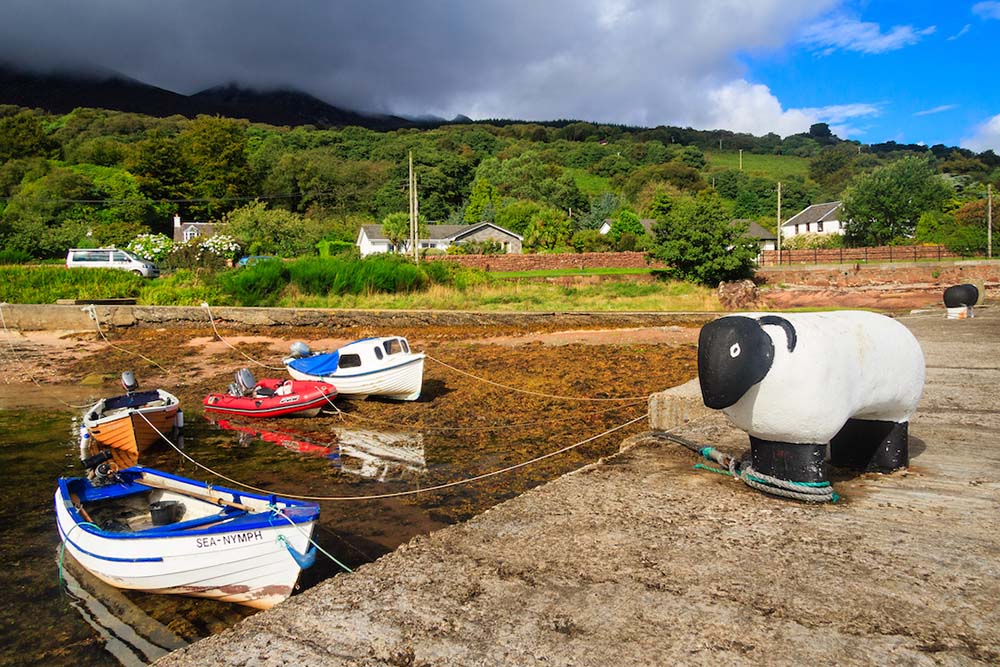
[203,370,336,418]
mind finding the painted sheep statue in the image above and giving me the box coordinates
[697,311,925,484]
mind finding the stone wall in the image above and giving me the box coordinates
[431,251,666,271]
[757,259,1000,289]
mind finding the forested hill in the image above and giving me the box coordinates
[1,77,998,261]
[0,64,419,130]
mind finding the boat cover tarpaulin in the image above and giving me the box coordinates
[288,352,340,377]
[103,390,163,411]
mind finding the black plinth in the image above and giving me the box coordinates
[830,419,908,472]
[749,437,828,483]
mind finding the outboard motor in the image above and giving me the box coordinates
[288,341,312,359]
[234,368,257,396]
[120,371,138,394]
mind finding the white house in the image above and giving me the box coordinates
[781,201,845,237]
[356,223,523,257]
[598,219,656,236]
[172,214,217,243]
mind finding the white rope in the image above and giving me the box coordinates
[138,409,649,501]
[82,305,171,375]
[200,303,285,371]
[426,354,652,402]
[0,303,94,409]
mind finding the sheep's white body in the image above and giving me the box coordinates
[720,311,925,444]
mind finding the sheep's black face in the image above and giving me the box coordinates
[697,316,774,409]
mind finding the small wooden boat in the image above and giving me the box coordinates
[203,370,336,418]
[284,336,425,401]
[55,466,320,610]
[83,373,180,468]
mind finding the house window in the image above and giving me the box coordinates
[817,221,824,232]
[795,224,800,234]
[183,227,200,241]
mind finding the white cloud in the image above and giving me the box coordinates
[702,80,878,138]
[948,24,972,39]
[915,104,958,116]
[799,15,936,54]
[961,114,1000,152]
[973,1,1000,20]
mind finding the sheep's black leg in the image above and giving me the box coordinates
[749,437,828,483]
[830,419,908,472]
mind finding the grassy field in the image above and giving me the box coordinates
[280,279,720,312]
[703,150,810,180]
[490,267,656,279]
[565,168,611,197]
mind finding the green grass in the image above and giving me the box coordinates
[0,266,144,303]
[564,167,611,196]
[703,150,810,180]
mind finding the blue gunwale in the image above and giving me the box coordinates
[57,467,320,542]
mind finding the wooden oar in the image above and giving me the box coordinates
[134,474,257,512]
[69,493,95,523]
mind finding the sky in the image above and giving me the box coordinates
[2,0,999,152]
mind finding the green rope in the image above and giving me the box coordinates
[693,462,732,476]
[58,521,100,594]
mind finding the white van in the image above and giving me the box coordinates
[65,248,160,278]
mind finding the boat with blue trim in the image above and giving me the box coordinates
[283,336,425,401]
[55,466,319,610]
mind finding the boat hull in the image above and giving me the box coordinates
[55,467,319,610]
[84,389,180,458]
[203,380,335,418]
[287,355,425,401]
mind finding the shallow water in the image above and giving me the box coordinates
[0,399,643,666]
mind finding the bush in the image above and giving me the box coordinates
[215,259,289,306]
[126,233,174,262]
[0,265,143,303]
[780,232,844,250]
[139,269,228,306]
[316,239,357,258]
[0,248,32,264]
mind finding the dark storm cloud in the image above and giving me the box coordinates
[0,0,853,133]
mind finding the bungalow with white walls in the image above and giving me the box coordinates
[172,214,217,243]
[781,201,845,237]
[356,222,523,256]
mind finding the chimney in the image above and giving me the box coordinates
[174,213,181,227]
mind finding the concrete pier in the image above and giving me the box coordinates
[157,307,1000,666]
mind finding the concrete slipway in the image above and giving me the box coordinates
[159,307,1000,667]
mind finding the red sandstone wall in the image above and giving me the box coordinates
[759,245,960,266]
[757,260,1000,288]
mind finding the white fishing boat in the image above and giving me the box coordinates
[283,336,425,401]
[55,466,320,610]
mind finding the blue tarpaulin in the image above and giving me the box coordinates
[287,352,340,377]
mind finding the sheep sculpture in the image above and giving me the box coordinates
[697,311,925,484]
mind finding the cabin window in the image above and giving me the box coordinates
[384,339,402,355]
[401,339,410,353]
[373,347,383,360]
[338,354,362,369]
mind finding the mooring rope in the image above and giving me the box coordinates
[425,354,652,402]
[200,303,286,371]
[81,305,171,375]
[663,433,839,503]
[271,513,354,574]
[138,409,649,501]
[0,303,95,409]
[199,302,656,402]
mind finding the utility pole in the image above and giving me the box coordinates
[739,149,743,171]
[989,183,993,259]
[776,181,782,266]
[408,151,419,263]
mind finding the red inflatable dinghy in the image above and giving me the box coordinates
[204,371,336,418]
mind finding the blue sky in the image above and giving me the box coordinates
[1,0,998,152]
[741,1,1000,150]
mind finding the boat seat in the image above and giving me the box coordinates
[138,509,249,535]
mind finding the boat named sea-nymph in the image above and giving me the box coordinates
[55,466,320,609]
[283,336,425,401]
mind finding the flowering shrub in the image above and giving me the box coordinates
[164,234,243,271]
[126,234,174,262]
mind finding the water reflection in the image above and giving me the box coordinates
[207,418,427,481]
[59,551,189,667]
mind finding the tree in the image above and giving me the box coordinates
[648,191,758,286]
[523,207,572,252]
[0,110,57,162]
[380,211,426,253]
[841,156,953,246]
[220,200,322,257]
[607,209,646,244]
[178,116,256,219]
[464,177,501,223]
